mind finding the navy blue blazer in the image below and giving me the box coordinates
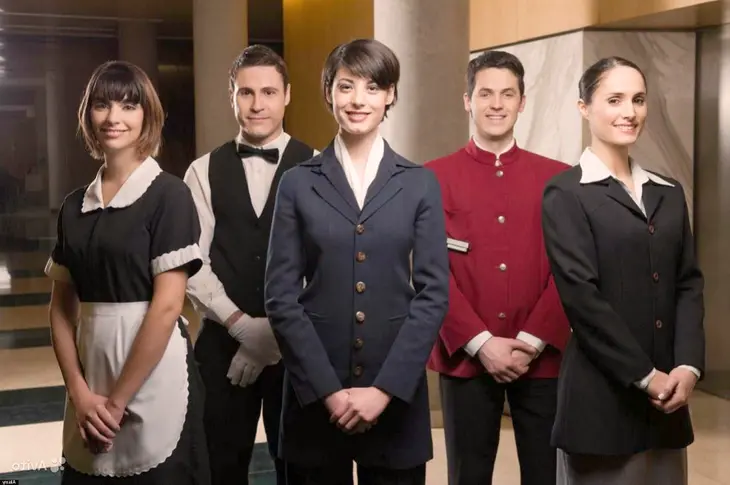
[264,141,449,468]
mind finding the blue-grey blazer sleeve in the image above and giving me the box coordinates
[264,170,343,407]
[373,170,449,403]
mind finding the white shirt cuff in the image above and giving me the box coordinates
[210,295,240,325]
[635,368,656,389]
[464,331,493,357]
[516,332,547,353]
[677,365,701,379]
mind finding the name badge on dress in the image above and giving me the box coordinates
[447,238,470,253]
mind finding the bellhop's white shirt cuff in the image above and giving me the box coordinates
[516,331,547,353]
[464,331,493,357]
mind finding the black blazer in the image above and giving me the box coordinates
[264,141,449,468]
[541,166,704,455]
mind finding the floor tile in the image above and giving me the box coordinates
[0,347,63,391]
[0,306,51,332]
[0,328,52,350]
[0,386,65,427]
[0,293,50,308]
[0,278,52,295]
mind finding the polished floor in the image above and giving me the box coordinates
[1,212,729,485]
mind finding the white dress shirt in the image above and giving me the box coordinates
[578,147,701,388]
[334,132,385,209]
[184,131,308,324]
[462,137,548,358]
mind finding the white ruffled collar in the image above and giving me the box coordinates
[81,157,162,213]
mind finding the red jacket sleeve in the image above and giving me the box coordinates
[521,274,571,352]
[440,272,489,356]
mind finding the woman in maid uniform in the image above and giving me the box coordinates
[44,60,210,485]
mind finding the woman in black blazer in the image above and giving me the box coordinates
[264,39,449,485]
[541,56,705,485]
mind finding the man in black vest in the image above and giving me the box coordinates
[184,45,316,485]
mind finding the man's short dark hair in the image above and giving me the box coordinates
[467,50,525,98]
[229,44,289,92]
[321,39,400,115]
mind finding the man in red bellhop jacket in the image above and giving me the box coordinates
[426,51,571,485]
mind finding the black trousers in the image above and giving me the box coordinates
[440,374,558,485]
[285,461,426,485]
[195,320,285,485]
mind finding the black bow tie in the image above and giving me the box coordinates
[237,144,279,164]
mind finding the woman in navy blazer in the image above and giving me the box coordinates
[264,39,449,485]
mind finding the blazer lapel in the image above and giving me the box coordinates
[642,182,665,223]
[606,179,646,220]
[309,145,360,224]
[360,143,404,222]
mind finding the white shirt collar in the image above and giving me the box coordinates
[81,156,162,213]
[334,132,385,209]
[578,147,674,187]
[472,136,516,156]
[235,131,291,162]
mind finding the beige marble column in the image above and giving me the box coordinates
[193,0,248,156]
[373,0,470,425]
[118,21,159,88]
[373,0,470,165]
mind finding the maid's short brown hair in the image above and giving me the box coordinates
[321,39,400,116]
[78,61,165,160]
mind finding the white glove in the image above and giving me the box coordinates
[227,314,281,364]
[226,344,262,387]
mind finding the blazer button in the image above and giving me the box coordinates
[648,224,655,234]
[356,251,366,262]
[496,170,504,178]
[355,311,365,323]
[655,320,663,329]
[497,312,506,319]
[356,224,365,235]
[499,263,507,271]
[354,337,364,350]
[356,281,366,293]
[353,365,363,377]
[652,272,659,282]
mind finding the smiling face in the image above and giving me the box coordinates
[90,98,145,157]
[328,67,395,137]
[231,65,290,145]
[465,67,525,143]
[579,65,647,148]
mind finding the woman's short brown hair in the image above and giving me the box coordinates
[78,60,165,160]
[321,39,400,116]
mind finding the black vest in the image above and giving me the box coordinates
[208,137,314,318]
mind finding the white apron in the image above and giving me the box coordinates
[63,302,189,477]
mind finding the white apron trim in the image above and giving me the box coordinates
[63,301,189,477]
